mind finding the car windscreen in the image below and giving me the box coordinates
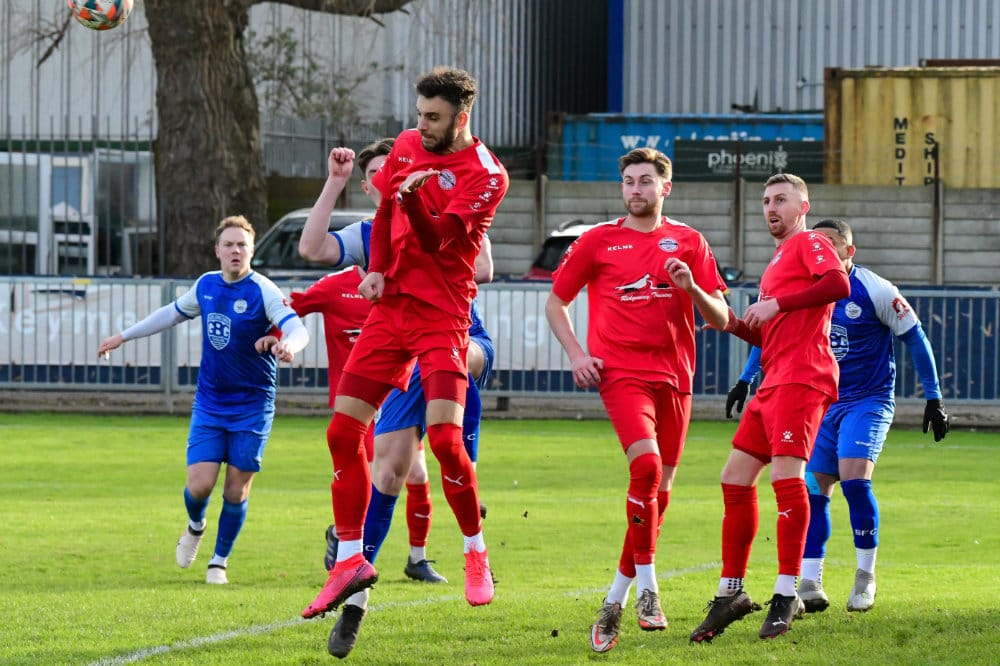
[251,220,320,271]
[533,236,577,272]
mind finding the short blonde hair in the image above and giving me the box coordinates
[215,215,255,243]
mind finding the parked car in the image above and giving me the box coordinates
[521,219,603,280]
[251,208,375,280]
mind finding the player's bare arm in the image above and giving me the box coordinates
[399,169,439,194]
[665,257,729,330]
[299,147,355,264]
[474,235,494,284]
[545,292,604,389]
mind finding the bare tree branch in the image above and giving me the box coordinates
[36,12,73,67]
[268,0,414,17]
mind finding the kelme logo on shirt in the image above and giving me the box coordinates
[438,169,457,190]
[233,299,248,314]
[207,313,232,351]
[658,238,679,252]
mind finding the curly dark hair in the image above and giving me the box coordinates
[415,67,478,112]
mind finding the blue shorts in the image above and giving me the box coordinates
[374,334,494,439]
[806,395,894,476]
[187,405,274,472]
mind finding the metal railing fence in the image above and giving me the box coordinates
[1,277,996,403]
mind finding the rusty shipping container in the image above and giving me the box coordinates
[824,67,1000,188]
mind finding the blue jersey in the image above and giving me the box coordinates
[830,265,920,402]
[175,271,299,413]
[741,264,940,403]
[469,299,489,341]
[331,220,373,270]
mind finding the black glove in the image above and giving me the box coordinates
[922,398,950,442]
[726,380,750,418]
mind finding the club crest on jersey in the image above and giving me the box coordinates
[437,169,457,190]
[207,313,232,350]
[233,299,248,314]
[830,323,849,360]
[658,238,679,253]
[891,297,912,320]
[844,302,862,319]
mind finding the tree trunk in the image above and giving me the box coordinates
[143,0,414,275]
[145,0,266,276]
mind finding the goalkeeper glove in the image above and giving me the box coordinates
[922,398,950,442]
[726,380,750,418]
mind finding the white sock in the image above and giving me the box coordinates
[463,531,486,554]
[409,546,427,563]
[189,519,206,532]
[635,564,658,596]
[345,588,370,610]
[208,554,228,568]
[856,547,877,574]
[718,577,744,597]
[774,574,797,597]
[605,572,634,606]
[801,557,824,582]
[336,539,363,562]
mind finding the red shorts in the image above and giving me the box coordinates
[344,294,470,397]
[599,369,692,466]
[732,384,833,463]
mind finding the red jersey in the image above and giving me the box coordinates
[290,267,370,406]
[370,129,509,319]
[757,230,846,398]
[551,217,726,392]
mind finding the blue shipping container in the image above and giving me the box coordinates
[553,113,824,181]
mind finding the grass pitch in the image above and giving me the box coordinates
[0,413,997,665]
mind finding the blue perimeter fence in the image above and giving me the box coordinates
[1,277,997,404]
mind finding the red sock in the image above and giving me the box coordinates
[406,481,432,547]
[657,489,671,534]
[626,453,662,566]
[427,423,481,536]
[617,487,671,577]
[325,413,372,542]
[721,483,758,578]
[773,477,809,576]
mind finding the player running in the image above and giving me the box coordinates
[97,216,309,585]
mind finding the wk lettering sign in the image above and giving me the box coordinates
[672,140,823,182]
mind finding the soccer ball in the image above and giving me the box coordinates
[67,0,133,31]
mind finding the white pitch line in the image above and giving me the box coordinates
[89,561,720,665]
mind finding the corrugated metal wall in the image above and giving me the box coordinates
[249,0,606,152]
[621,0,1000,115]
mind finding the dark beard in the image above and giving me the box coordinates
[424,115,460,154]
